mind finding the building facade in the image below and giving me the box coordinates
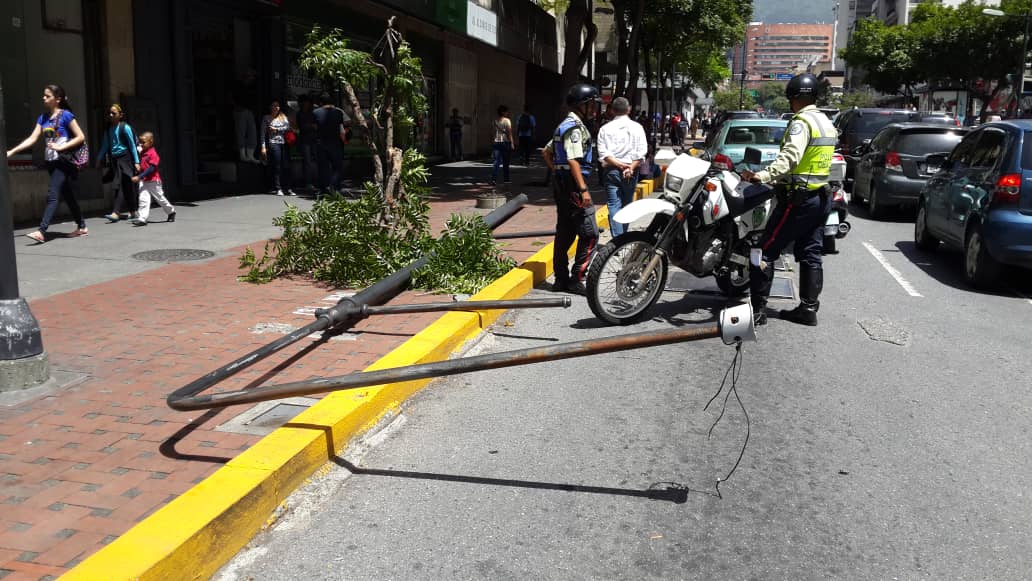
[3,0,559,224]
[731,23,835,88]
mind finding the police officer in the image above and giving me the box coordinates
[542,83,601,295]
[740,73,836,326]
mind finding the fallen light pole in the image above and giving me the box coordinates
[167,195,532,411]
[168,304,755,411]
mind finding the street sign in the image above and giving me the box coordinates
[775,73,793,81]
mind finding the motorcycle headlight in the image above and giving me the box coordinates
[666,175,684,192]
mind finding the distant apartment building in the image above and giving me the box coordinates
[732,23,835,85]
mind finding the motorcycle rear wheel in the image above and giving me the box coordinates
[586,232,669,325]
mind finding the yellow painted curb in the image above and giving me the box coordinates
[62,205,609,581]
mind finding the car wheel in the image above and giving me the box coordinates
[964,224,1002,289]
[867,181,885,219]
[914,200,940,251]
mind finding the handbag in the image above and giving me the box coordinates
[59,143,90,169]
[284,129,297,146]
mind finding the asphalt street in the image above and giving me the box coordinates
[219,206,1032,580]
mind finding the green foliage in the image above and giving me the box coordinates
[840,17,920,95]
[239,149,515,295]
[713,88,755,111]
[834,91,876,109]
[412,214,517,295]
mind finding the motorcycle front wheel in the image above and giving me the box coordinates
[586,232,669,325]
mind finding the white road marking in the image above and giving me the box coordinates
[862,241,923,297]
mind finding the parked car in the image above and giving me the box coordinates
[834,108,922,187]
[914,120,1032,287]
[851,123,968,218]
[917,111,962,127]
[696,119,788,168]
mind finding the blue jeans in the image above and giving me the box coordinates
[299,141,318,188]
[492,142,511,183]
[604,167,638,237]
[40,161,84,233]
[267,143,290,191]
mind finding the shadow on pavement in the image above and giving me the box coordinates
[893,240,1032,297]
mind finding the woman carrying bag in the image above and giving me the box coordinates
[5,84,88,243]
[97,104,141,222]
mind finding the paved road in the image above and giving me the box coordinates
[219,206,1032,580]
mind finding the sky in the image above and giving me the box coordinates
[751,0,837,24]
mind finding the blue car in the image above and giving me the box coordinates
[915,120,1032,287]
[699,119,788,168]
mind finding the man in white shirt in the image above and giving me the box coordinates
[597,97,647,237]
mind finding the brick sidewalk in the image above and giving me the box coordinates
[0,170,570,579]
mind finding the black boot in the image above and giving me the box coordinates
[750,261,774,326]
[780,266,822,326]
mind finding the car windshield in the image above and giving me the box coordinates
[856,113,916,133]
[723,125,785,145]
[895,131,965,156]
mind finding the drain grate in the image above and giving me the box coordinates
[131,249,216,262]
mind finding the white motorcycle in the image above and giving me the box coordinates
[586,148,775,325]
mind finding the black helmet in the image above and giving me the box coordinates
[785,74,819,101]
[566,83,602,107]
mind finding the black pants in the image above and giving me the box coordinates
[112,154,137,214]
[749,189,828,304]
[40,160,84,232]
[317,142,344,193]
[518,138,533,165]
[552,171,599,284]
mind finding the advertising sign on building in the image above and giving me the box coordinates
[467,1,498,47]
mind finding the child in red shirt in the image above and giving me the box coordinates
[130,132,175,225]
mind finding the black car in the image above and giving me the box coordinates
[851,123,968,218]
[834,108,922,187]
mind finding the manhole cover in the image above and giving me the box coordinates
[131,249,216,262]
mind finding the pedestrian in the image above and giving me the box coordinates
[670,112,681,146]
[740,73,836,326]
[97,104,140,222]
[515,106,536,165]
[690,115,700,140]
[130,132,175,225]
[296,94,319,192]
[232,68,260,163]
[446,108,464,161]
[597,97,647,238]
[313,92,346,197]
[260,99,296,196]
[542,84,601,295]
[491,105,514,185]
[5,84,88,243]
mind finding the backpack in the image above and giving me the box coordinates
[517,114,532,134]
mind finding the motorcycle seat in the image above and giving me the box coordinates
[725,183,774,217]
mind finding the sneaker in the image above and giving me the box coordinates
[276,190,285,196]
[130,218,148,226]
[287,189,298,196]
[565,281,587,295]
[167,211,176,223]
[71,227,89,237]
[104,213,120,222]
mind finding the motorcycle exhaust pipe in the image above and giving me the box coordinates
[837,221,851,237]
[168,304,756,411]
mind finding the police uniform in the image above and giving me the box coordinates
[749,104,837,324]
[544,111,599,289]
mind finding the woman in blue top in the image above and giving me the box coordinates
[5,84,88,243]
[96,104,141,221]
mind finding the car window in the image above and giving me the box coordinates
[869,128,894,152]
[893,131,965,156]
[1021,131,1032,170]
[948,131,980,169]
[854,113,917,134]
[722,125,785,145]
[970,129,1007,169]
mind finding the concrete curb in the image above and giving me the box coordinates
[63,204,612,580]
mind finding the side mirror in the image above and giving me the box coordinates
[743,146,763,165]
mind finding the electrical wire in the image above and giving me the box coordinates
[701,341,750,499]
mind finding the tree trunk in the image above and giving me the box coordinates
[561,0,588,91]
[342,81,384,190]
[623,0,645,104]
[613,1,628,97]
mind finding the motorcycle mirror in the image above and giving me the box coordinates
[742,146,763,165]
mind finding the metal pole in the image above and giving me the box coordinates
[1019,14,1031,117]
[0,72,48,386]
[169,321,723,411]
[166,195,529,408]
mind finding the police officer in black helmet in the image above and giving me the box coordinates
[542,84,602,295]
[740,73,836,326]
